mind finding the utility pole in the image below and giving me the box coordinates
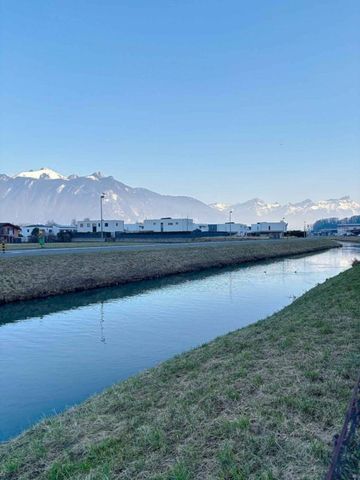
[100,193,105,240]
[229,210,233,235]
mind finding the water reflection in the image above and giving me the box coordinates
[100,302,106,344]
[0,245,358,441]
[0,249,341,327]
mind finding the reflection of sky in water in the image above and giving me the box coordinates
[0,245,358,441]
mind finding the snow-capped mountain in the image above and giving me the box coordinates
[1,168,359,228]
[0,168,224,224]
[210,197,360,228]
[13,167,66,180]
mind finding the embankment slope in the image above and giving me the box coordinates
[0,238,337,304]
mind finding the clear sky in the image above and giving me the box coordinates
[1,0,359,204]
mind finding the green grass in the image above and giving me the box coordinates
[1,263,359,479]
[0,238,337,304]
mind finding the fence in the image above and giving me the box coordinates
[325,374,360,479]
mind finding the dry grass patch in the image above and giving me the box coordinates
[0,239,336,304]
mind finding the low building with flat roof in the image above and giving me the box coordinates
[250,221,287,238]
[337,223,360,236]
[143,218,194,232]
[206,223,248,235]
[76,219,124,236]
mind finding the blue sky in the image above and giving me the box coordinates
[1,0,359,203]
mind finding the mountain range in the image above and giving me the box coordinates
[1,168,359,229]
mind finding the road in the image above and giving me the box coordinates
[1,239,280,258]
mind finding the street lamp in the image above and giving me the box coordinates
[229,210,233,235]
[100,193,105,240]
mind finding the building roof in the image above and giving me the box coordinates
[0,222,21,229]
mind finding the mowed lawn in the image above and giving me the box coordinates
[0,238,336,304]
[1,264,359,479]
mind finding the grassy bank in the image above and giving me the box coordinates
[4,236,265,250]
[5,242,136,250]
[0,238,336,304]
[1,264,359,479]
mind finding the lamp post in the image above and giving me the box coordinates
[229,210,233,235]
[100,193,105,240]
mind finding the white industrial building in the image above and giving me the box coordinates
[20,218,291,241]
[76,219,124,236]
[124,222,144,232]
[337,224,360,236]
[143,218,195,232]
[209,223,249,235]
[194,224,210,232]
[250,221,287,238]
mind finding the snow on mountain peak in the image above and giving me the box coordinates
[14,167,66,180]
[208,202,230,212]
[2,168,359,227]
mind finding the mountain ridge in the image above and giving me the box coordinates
[1,168,359,228]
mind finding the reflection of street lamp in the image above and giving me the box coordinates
[229,210,233,235]
[100,301,106,343]
[100,193,105,240]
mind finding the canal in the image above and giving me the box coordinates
[0,243,358,441]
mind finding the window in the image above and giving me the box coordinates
[116,223,118,226]
[175,222,178,225]
[153,222,156,225]
[87,223,90,227]
[268,226,271,231]
[80,223,83,228]
[168,222,173,225]
[105,222,108,227]
[98,223,100,227]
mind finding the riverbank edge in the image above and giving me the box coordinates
[0,262,359,480]
[0,239,338,305]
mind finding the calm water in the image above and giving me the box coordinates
[0,244,358,441]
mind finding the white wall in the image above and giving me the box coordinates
[193,224,209,232]
[337,224,360,236]
[215,223,248,234]
[250,221,287,234]
[143,218,194,232]
[76,220,124,234]
[124,223,144,232]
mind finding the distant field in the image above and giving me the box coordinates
[337,236,360,244]
[1,260,358,480]
[0,238,337,304]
